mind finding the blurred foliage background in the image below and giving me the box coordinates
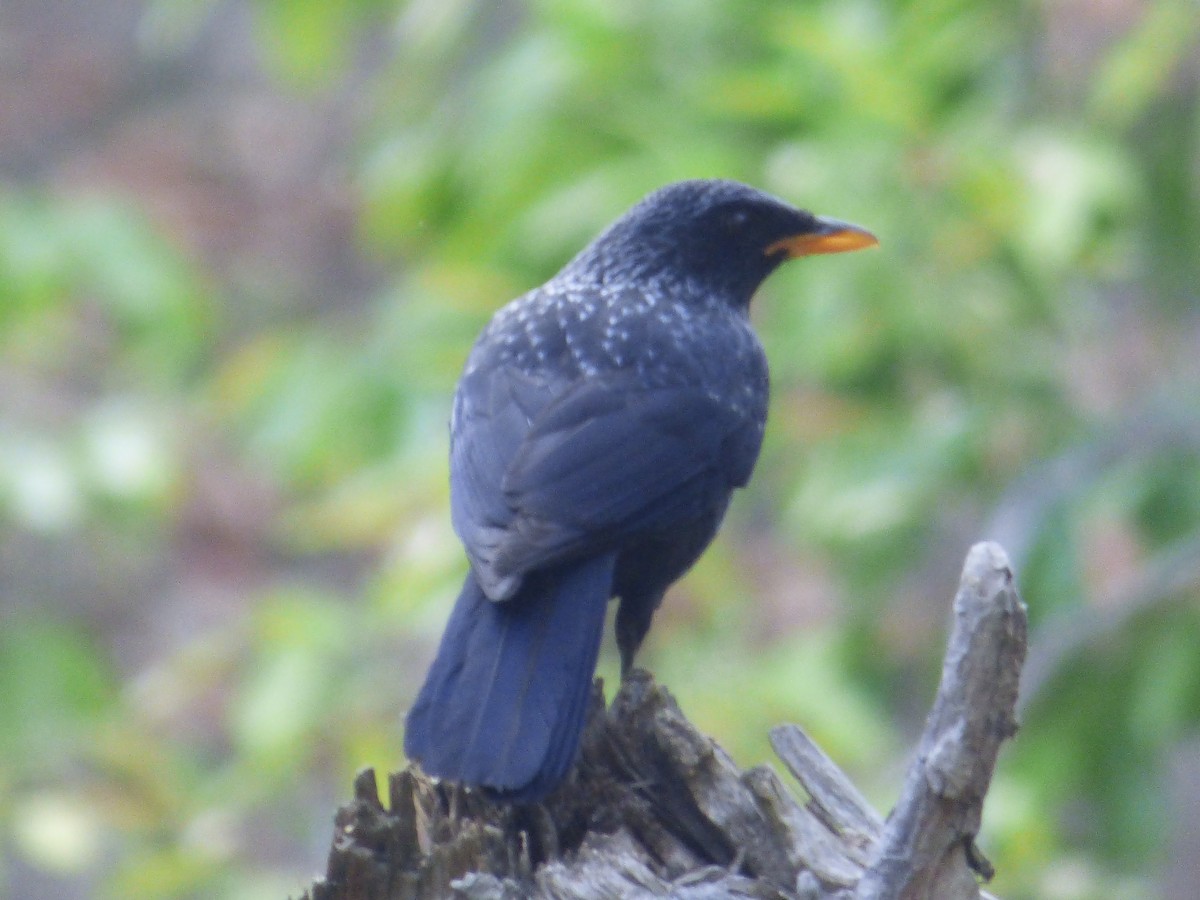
[2,0,1198,897]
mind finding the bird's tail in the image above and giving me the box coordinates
[403,554,615,801]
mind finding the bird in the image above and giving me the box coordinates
[403,179,877,802]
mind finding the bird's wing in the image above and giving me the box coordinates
[449,364,558,598]
[450,365,551,535]
[451,366,762,596]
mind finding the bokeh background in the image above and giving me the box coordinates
[3,0,1199,897]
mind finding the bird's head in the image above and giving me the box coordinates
[559,179,878,308]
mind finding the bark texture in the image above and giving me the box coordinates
[303,541,1026,900]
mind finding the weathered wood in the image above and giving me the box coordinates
[854,542,1025,900]
[302,542,1026,900]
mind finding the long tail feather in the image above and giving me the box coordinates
[404,554,614,801]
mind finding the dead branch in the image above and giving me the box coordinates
[302,541,1027,900]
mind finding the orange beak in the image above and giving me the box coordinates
[766,216,879,259]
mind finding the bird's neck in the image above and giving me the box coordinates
[555,249,766,315]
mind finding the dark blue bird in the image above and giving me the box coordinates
[403,179,877,801]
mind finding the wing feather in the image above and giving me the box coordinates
[450,367,763,596]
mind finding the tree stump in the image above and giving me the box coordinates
[303,541,1026,900]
